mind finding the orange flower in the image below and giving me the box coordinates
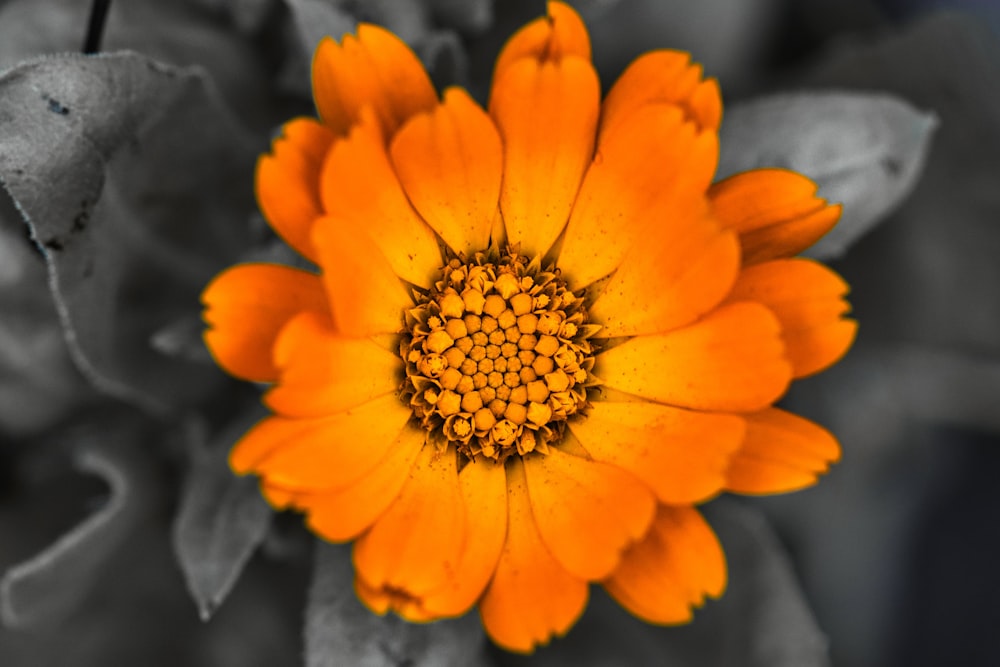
[202,1,856,652]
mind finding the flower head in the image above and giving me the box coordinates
[202,1,856,652]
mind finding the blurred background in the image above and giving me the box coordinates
[1,0,998,665]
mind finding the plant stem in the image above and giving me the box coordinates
[82,0,112,54]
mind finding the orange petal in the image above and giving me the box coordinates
[600,51,722,141]
[264,311,402,418]
[421,457,508,617]
[709,169,841,265]
[311,213,414,337]
[493,1,590,82]
[490,55,599,259]
[588,207,739,337]
[595,302,792,412]
[727,258,857,378]
[568,401,745,504]
[479,458,588,652]
[254,394,411,490]
[320,109,442,289]
[603,505,726,624]
[259,481,296,509]
[256,118,334,263]
[390,88,501,257]
[230,416,313,475]
[523,447,655,579]
[353,445,466,621]
[725,408,841,495]
[202,263,328,383]
[312,24,437,138]
[303,423,425,541]
[558,104,719,290]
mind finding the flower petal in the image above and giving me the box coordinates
[312,24,437,138]
[493,1,590,82]
[303,424,425,542]
[709,169,842,264]
[595,302,792,412]
[320,109,442,289]
[202,263,328,382]
[523,447,655,580]
[479,458,588,653]
[558,104,719,290]
[600,50,722,141]
[353,445,466,621]
[587,206,739,337]
[253,394,412,490]
[603,505,726,624]
[265,311,403,418]
[311,214,414,337]
[568,401,745,504]
[390,87,501,257]
[490,55,599,258]
[421,458,508,618]
[256,118,334,263]
[727,258,857,378]
[725,408,841,495]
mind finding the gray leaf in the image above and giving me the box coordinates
[497,499,828,667]
[0,52,258,414]
[286,0,358,57]
[306,542,490,667]
[1,420,153,629]
[172,409,274,620]
[718,92,937,259]
[425,0,493,33]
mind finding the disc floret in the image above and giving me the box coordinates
[400,249,600,461]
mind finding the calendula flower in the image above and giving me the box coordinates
[201,1,856,652]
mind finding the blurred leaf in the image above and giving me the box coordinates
[0,190,92,437]
[286,0,357,55]
[172,409,273,620]
[496,499,828,667]
[306,542,490,667]
[0,53,259,415]
[426,0,493,33]
[0,0,285,132]
[0,419,154,629]
[419,29,468,90]
[804,14,1000,358]
[718,92,937,259]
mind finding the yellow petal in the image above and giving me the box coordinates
[523,447,655,579]
[725,408,841,495]
[312,24,437,137]
[492,1,591,82]
[604,505,726,624]
[479,458,588,652]
[311,213,414,337]
[320,109,442,289]
[202,263,328,383]
[420,457,508,617]
[254,394,412,490]
[587,205,739,337]
[303,424,425,541]
[255,118,334,263]
[390,87,501,257]
[600,50,722,141]
[489,55,599,258]
[558,104,719,290]
[595,302,792,412]
[709,168,841,264]
[353,445,466,620]
[265,311,402,418]
[568,401,745,504]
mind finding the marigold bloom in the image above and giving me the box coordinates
[202,1,856,652]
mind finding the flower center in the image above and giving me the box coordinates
[400,249,598,462]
